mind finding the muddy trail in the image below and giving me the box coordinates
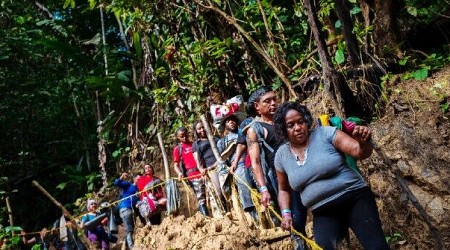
[107,67,450,250]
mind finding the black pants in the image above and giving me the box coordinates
[312,187,390,250]
[291,190,307,235]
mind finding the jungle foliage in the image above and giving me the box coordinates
[0,0,449,233]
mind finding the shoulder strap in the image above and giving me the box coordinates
[144,178,162,191]
[177,143,183,159]
[177,143,187,176]
[251,121,274,153]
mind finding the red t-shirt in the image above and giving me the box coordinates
[173,142,201,179]
[136,175,164,200]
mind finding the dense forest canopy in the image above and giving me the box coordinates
[0,0,449,237]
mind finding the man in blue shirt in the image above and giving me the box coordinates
[113,173,139,249]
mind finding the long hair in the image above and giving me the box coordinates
[273,102,313,139]
[192,120,203,141]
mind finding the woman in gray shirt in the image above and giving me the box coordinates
[273,102,389,250]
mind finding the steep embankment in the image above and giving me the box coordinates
[366,66,450,249]
[129,67,450,250]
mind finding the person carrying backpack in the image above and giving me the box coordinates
[172,127,208,216]
[246,87,307,250]
[192,120,228,213]
[245,87,283,207]
[136,163,167,225]
[211,96,257,221]
[52,210,85,250]
[80,200,109,250]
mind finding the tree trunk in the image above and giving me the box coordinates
[5,197,14,229]
[373,0,401,58]
[334,0,361,66]
[303,0,345,117]
[157,133,171,180]
[98,5,108,190]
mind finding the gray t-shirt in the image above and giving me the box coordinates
[275,126,366,210]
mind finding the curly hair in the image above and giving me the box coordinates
[273,102,313,139]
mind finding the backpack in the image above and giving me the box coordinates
[248,121,279,197]
[318,114,362,173]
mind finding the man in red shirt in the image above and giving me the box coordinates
[173,126,208,216]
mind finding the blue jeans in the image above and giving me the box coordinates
[312,187,390,250]
[119,208,134,249]
[234,164,256,210]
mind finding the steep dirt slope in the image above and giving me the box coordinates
[128,67,450,250]
[365,66,450,249]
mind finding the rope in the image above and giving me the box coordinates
[21,172,321,249]
[181,179,194,216]
[232,172,322,250]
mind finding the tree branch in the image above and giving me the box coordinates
[35,1,54,19]
[193,0,297,98]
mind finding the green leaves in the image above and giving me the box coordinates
[0,226,23,249]
[63,0,76,9]
[412,68,429,80]
[133,32,142,59]
[335,49,345,65]
[350,6,361,15]
[335,20,342,28]
[407,6,418,17]
[440,102,449,113]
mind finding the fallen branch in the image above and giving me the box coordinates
[32,180,96,250]
[200,115,227,218]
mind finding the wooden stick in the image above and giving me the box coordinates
[200,115,227,217]
[370,141,444,249]
[157,132,171,180]
[5,197,14,235]
[200,115,222,163]
[31,180,96,250]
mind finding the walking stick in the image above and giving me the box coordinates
[32,180,96,250]
[200,115,227,218]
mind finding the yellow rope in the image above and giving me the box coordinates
[24,172,321,249]
[232,172,323,250]
[181,179,194,216]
